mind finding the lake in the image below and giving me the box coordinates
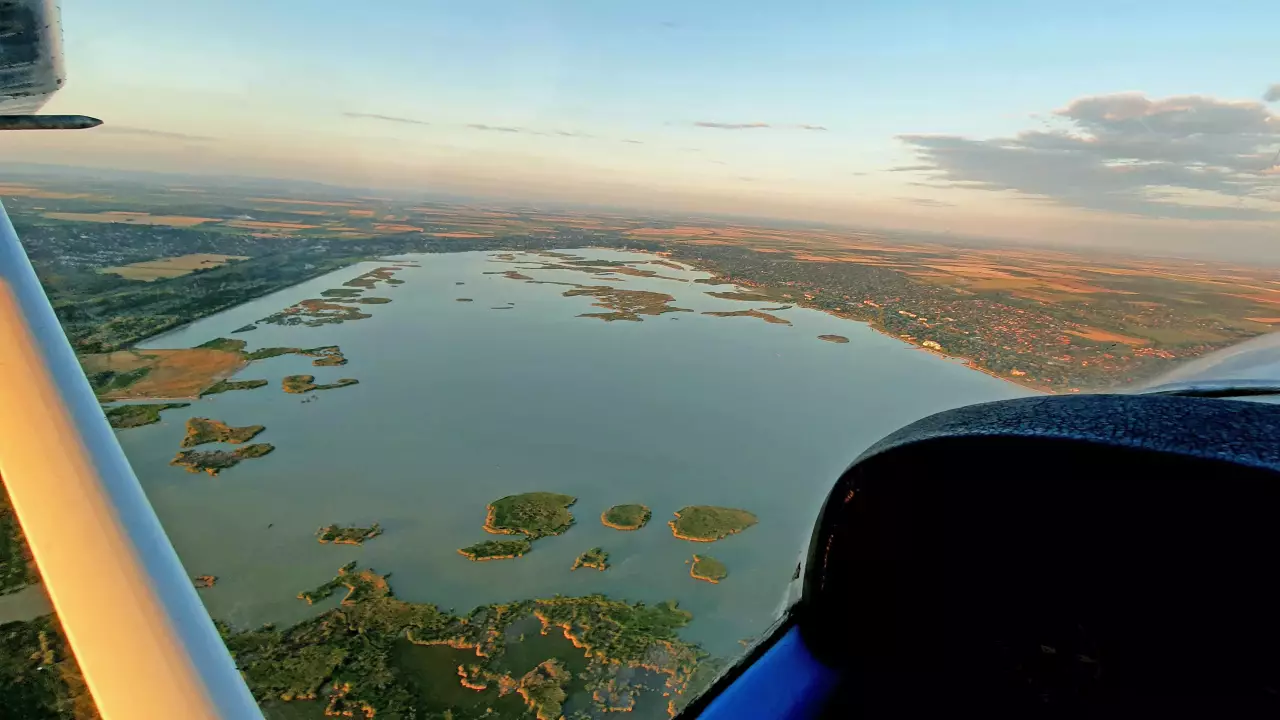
[118,248,1030,661]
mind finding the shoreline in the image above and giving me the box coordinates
[673,255,1049,395]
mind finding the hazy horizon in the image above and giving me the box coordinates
[1,0,1277,261]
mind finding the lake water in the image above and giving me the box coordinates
[120,249,1030,661]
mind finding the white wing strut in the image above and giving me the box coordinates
[0,202,265,719]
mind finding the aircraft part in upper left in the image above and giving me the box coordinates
[0,0,66,114]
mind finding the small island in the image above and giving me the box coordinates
[690,555,728,584]
[669,506,759,542]
[320,288,364,298]
[483,492,577,539]
[818,334,850,344]
[571,548,609,571]
[317,523,383,546]
[231,324,257,333]
[458,539,532,561]
[701,309,791,325]
[200,378,268,396]
[181,417,265,448]
[170,443,274,475]
[601,504,651,531]
[104,402,190,429]
[282,375,359,393]
[456,298,474,302]
[193,575,217,589]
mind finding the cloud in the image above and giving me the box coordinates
[467,123,534,134]
[91,125,214,141]
[694,122,772,130]
[691,121,827,131]
[621,139,644,145]
[893,91,1280,221]
[555,130,594,138]
[1266,84,1280,103]
[897,197,955,208]
[343,112,431,127]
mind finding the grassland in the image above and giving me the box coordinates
[170,443,274,475]
[180,417,265,448]
[316,523,383,546]
[45,211,217,227]
[101,252,248,281]
[669,506,759,542]
[483,492,577,539]
[458,539,533,561]
[282,375,359,394]
[103,402,190,429]
[601,504,651,531]
[690,555,728,584]
[571,548,609,572]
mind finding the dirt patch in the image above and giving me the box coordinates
[101,253,249,281]
[82,349,247,399]
[43,212,216,227]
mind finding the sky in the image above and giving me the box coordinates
[3,0,1279,260]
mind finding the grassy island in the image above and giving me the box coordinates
[483,492,577,539]
[458,539,532,561]
[200,378,268,396]
[193,575,217,589]
[571,548,609,571]
[170,443,274,475]
[818,334,850,343]
[456,297,474,302]
[562,285,692,322]
[705,290,777,302]
[104,402,190,429]
[669,506,759,542]
[690,555,728,584]
[317,523,383,546]
[180,417,265,448]
[282,375,359,393]
[217,562,709,719]
[259,298,373,327]
[320,288,364,298]
[701,308,792,325]
[601,504,651,531]
[231,324,257,333]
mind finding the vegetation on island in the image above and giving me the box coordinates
[242,344,347,366]
[317,523,383,546]
[562,285,692,322]
[705,290,777,302]
[193,575,217,589]
[571,548,609,572]
[180,417,265,448]
[258,298,373,327]
[197,337,248,352]
[456,298,474,302]
[282,375,359,394]
[218,562,710,719]
[86,366,152,396]
[200,378,268,396]
[818,334,849,343]
[0,614,98,719]
[483,492,577,539]
[320,288,363,298]
[701,308,791,325]
[170,443,274,475]
[457,539,532,561]
[601,504,651,531]
[352,296,392,304]
[669,506,759,542]
[690,555,728,584]
[103,402,190,429]
[231,324,257,333]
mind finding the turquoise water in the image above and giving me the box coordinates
[120,249,1030,659]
